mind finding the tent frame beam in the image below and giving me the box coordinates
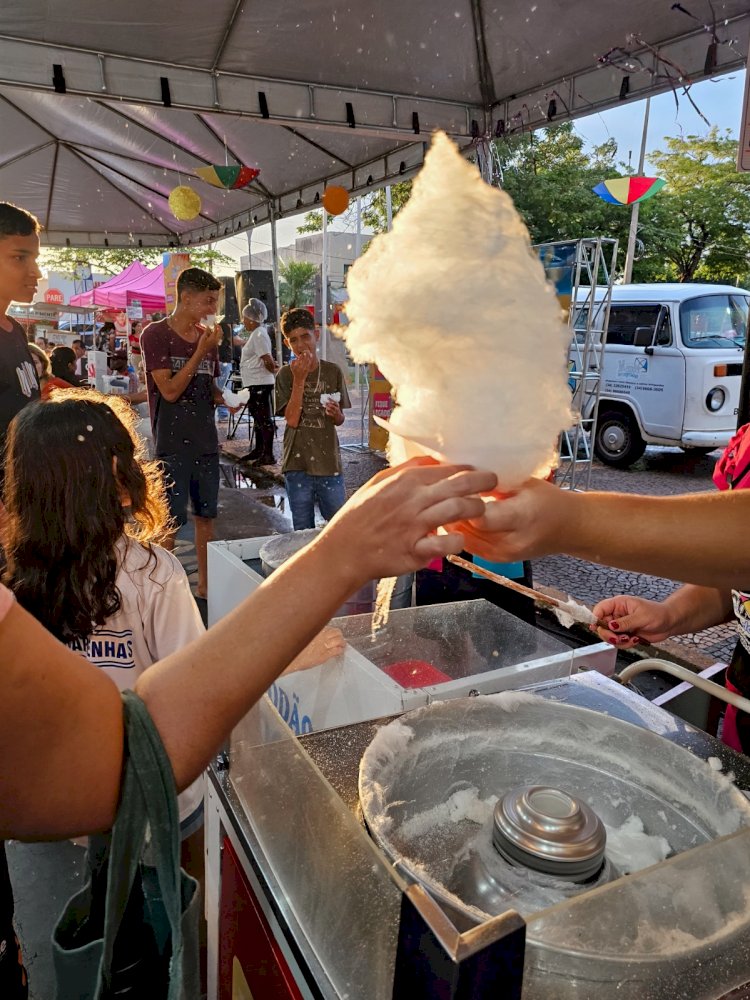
[0,34,480,142]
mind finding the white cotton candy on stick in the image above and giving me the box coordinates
[223,388,249,407]
[342,131,573,489]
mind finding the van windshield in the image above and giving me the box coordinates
[680,294,749,350]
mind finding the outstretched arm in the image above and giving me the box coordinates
[0,461,496,841]
[461,478,750,591]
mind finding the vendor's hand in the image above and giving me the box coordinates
[290,352,317,381]
[320,458,497,583]
[283,626,346,674]
[324,399,343,422]
[448,477,574,563]
[591,595,675,648]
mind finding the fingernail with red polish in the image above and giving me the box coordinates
[609,621,619,631]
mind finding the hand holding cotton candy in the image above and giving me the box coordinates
[341,131,572,489]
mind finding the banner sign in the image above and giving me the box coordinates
[162,252,191,313]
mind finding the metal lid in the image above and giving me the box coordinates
[258,528,321,572]
[492,785,606,882]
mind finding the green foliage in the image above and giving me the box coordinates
[361,183,413,234]
[635,129,750,283]
[494,123,632,251]
[41,244,233,277]
[279,259,318,308]
[296,211,333,234]
[286,125,750,288]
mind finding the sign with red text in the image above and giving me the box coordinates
[44,288,64,305]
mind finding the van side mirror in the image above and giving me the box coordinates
[634,326,655,349]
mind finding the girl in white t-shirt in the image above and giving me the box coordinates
[2,390,206,840]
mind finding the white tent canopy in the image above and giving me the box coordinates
[0,1,747,248]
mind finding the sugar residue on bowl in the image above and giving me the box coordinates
[398,785,498,841]
[604,814,671,873]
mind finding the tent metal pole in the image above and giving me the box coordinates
[385,185,393,231]
[269,204,283,362]
[623,96,650,284]
[354,196,362,394]
[321,209,329,361]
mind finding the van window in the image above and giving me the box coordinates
[679,294,749,349]
[605,305,663,347]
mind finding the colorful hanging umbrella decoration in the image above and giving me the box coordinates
[195,165,260,190]
[593,176,666,206]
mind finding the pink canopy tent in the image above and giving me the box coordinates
[70,261,166,311]
[70,260,150,307]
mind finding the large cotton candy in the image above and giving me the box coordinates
[342,131,572,489]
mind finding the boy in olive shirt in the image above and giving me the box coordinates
[275,309,350,529]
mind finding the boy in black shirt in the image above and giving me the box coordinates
[0,202,39,998]
[0,203,41,479]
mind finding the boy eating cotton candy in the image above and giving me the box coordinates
[275,308,351,529]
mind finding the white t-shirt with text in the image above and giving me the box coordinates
[67,537,206,822]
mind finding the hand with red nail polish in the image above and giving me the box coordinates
[592,595,676,647]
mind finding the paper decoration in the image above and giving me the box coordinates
[168,185,202,221]
[322,185,350,216]
[195,165,260,190]
[593,177,666,206]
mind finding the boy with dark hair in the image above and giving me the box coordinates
[0,203,41,485]
[0,197,38,1000]
[141,266,227,598]
[275,308,351,529]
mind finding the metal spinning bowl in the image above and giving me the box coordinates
[358,695,750,999]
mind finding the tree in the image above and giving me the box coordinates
[296,211,333,234]
[361,183,413,234]
[279,260,317,308]
[636,129,750,283]
[41,244,233,277]
[494,123,633,251]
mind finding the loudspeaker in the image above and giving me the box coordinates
[234,270,277,324]
[218,276,239,325]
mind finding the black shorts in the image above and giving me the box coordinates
[159,452,220,527]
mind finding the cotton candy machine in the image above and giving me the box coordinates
[358,693,750,996]
[205,595,750,1000]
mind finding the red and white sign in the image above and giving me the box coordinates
[44,288,64,305]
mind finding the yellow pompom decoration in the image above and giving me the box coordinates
[168,185,202,221]
[322,185,349,216]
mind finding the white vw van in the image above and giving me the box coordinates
[573,283,749,468]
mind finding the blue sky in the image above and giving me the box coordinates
[217,70,747,270]
[575,71,745,167]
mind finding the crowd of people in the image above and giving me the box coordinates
[2,197,750,997]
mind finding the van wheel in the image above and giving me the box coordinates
[595,411,646,468]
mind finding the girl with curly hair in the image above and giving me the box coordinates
[2,390,206,839]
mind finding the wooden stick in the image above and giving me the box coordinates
[446,554,608,630]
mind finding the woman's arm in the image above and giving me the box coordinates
[0,461,496,840]
[463,479,750,590]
